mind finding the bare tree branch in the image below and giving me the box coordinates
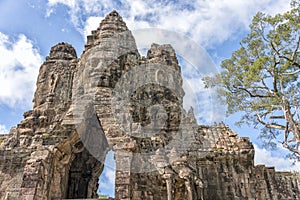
[256,113,286,129]
[270,40,300,68]
[284,122,290,144]
[281,97,300,146]
[282,69,300,75]
[269,115,285,119]
[282,142,300,155]
[291,36,300,61]
[279,55,300,68]
[234,86,274,98]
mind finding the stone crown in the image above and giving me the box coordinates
[47,42,77,60]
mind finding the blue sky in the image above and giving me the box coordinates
[0,0,299,197]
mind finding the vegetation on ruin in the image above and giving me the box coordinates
[204,0,300,160]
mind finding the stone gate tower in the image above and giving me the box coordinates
[0,10,299,200]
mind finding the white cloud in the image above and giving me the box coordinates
[98,167,115,192]
[46,0,120,34]
[101,168,115,189]
[47,0,291,47]
[83,16,102,40]
[0,32,43,108]
[45,0,291,127]
[45,0,298,169]
[183,76,225,124]
[98,150,116,195]
[0,124,8,134]
[254,144,300,172]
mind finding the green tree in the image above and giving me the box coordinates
[98,193,109,199]
[204,0,300,159]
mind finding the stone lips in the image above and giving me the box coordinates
[71,9,216,172]
[71,8,209,173]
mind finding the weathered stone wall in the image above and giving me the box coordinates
[195,126,300,200]
[0,10,299,200]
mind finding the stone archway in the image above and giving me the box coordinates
[66,148,104,199]
[63,103,111,199]
[45,132,110,200]
[44,101,112,199]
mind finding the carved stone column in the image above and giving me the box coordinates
[163,169,174,200]
[184,179,194,200]
[195,177,204,200]
[114,150,133,200]
[179,166,197,200]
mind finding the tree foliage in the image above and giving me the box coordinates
[204,1,300,159]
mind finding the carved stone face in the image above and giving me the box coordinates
[130,84,181,137]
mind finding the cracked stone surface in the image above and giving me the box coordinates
[0,10,299,200]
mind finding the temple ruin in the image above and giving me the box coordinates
[0,10,299,200]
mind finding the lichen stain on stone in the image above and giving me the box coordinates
[0,10,299,200]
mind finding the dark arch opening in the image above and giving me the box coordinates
[65,101,111,199]
[66,147,104,199]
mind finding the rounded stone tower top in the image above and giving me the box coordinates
[85,10,129,48]
[147,43,180,71]
[47,42,77,60]
[98,10,128,37]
